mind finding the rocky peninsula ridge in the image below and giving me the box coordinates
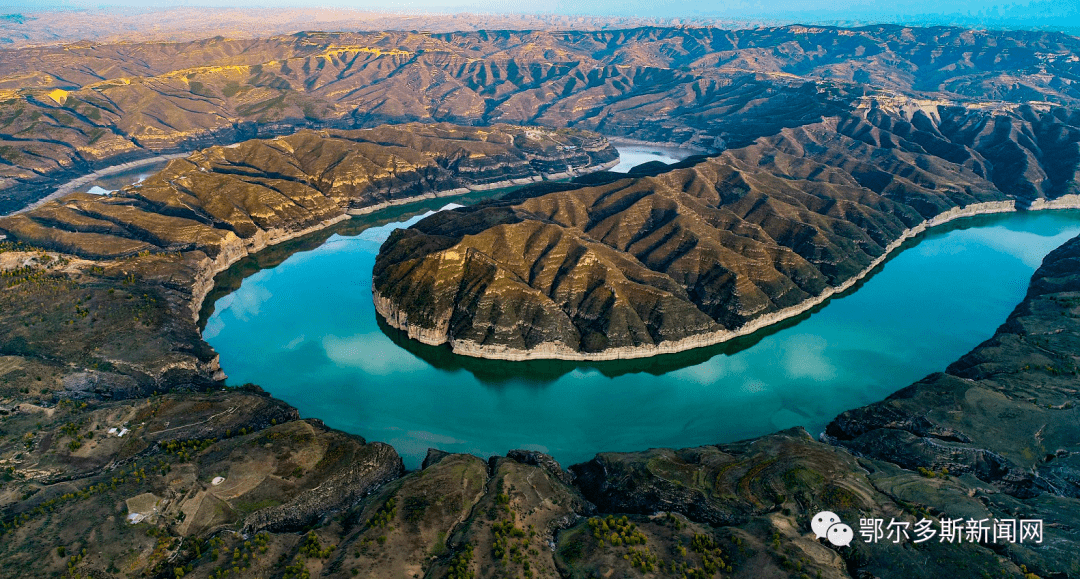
[373,103,1080,360]
[374,197,1080,361]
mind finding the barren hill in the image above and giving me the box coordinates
[2,25,1079,212]
[372,101,1080,359]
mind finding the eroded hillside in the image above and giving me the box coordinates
[2,26,1079,212]
[0,123,614,391]
[2,22,1080,579]
[372,100,1080,359]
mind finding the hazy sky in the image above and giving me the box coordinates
[9,0,1080,31]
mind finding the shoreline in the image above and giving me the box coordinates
[374,195,1080,362]
[7,154,189,217]
[604,136,715,154]
[189,158,620,325]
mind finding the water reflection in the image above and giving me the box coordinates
[201,162,1080,469]
[199,191,507,326]
[609,144,693,173]
[370,211,1045,383]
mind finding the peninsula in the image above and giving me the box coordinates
[373,102,1080,360]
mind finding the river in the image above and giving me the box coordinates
[200,148,1080,469]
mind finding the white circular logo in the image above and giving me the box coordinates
[812,511,853,546]
[811,511,840,539]
[827,523,854,547]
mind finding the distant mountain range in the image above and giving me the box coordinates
[1,25,1079,214]
[2,2,1078,41]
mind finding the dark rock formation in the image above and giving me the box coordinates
[506,449,574,485]
[421,447,452,469]
[571,428,817,526]
[241,437,405,534]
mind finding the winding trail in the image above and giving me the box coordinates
[147,406,238,436]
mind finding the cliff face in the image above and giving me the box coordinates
[372,102,1080,360]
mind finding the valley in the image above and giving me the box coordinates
[0,21,1079,579]
[205,191,1080,470]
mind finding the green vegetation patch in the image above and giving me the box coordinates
[221,81,242,98]
[237,94,286,117]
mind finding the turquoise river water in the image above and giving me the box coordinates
[201,172,1080,470]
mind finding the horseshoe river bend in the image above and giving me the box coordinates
[198,147,1080,469]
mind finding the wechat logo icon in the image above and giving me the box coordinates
[812,511,853,547]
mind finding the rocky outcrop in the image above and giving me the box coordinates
[563,424,1080,578]
[570,429,831,526]
[241,436,405,534]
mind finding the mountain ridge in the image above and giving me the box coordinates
[2,24,1079,212]
[372,100,1080,359]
